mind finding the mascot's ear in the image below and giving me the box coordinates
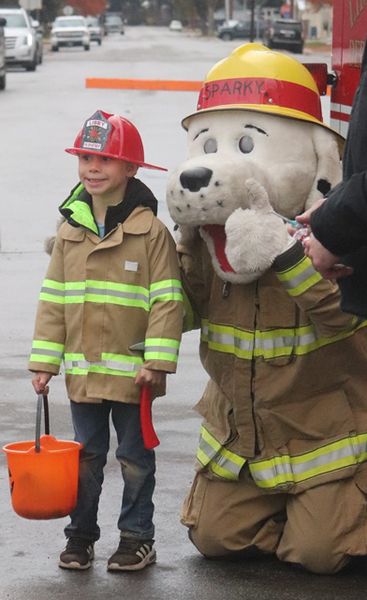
[44,217,65,255]
[305,127,342,209]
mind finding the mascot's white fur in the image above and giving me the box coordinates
[165,44,367,575]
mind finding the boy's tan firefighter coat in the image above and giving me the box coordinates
[29,203,183,404]
[179,235,367,494]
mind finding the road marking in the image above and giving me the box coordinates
[85,78,203,91]
[85,78,331,96]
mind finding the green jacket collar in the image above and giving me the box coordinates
[60,183,98,234]
[59,178,158,235]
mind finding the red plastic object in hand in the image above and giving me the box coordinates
[140,385,160,450]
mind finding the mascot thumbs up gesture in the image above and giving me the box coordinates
[167,43,367,575]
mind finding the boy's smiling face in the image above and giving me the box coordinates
[78,154,138,200]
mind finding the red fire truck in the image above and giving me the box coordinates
[329,0,366,137]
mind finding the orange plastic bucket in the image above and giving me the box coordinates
[3,396,82,519]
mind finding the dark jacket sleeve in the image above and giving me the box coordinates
[342,42,367,180]
[310,181,367,317]
[310,43,367,256]
[310,173,367,255]
[308,45,367,318]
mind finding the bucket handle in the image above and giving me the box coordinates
[35,394,50,453]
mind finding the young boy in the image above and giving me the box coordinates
[29,110,183,572]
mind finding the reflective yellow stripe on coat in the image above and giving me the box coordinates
[200,319,367,360]
[64,352,143,377]
[144,338,180,363]
[197,426,367,487]
[197,426,246,480]
[30,340,65,367]
[275,254,322,296]
[39,278,183,311]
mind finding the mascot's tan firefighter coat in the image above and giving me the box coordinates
[167,44,367,574]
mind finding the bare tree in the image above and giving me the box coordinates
[42,0,64,22]
[171,0,222,33]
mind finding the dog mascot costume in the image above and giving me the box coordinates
[166,43,367,574]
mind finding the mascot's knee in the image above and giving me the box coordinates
[299,549,347,575]
[283,538,348,575]
[188,526,228,558]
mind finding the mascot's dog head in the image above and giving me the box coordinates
[167,43,343,283]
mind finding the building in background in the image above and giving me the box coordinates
[301,2,332,41]
[19,0,42,8]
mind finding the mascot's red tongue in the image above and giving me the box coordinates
[201,225,235,273]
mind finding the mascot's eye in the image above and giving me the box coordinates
[204,138,217,154]
[239,135,254,154]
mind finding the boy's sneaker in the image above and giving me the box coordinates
[59,537,94,570]
[107,538,156,571]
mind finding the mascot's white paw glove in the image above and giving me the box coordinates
[225,178,293,275]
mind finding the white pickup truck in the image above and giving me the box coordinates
[0,7,38,72]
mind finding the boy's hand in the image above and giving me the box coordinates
[135,368,167,398]
[32,372,53,395]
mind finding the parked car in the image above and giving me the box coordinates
[104,14,124,35]
[0,16,6,90]
[32,19,43,64]
[0,7,38,71]
[51,16,90,52]
[263,18,304,53]
[86,16,103,45]
[169,20,183,32]
[217,19,266,41]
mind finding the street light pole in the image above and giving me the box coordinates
[224,0,231,22]
[249,0,255,41]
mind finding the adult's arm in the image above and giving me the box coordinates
[310,172,367,255]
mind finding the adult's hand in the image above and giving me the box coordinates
[304,234,353,279]
[296,197,326,227]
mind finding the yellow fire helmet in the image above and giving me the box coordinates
[182,43,343,145]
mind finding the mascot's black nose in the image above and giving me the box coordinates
[180,167,213,192]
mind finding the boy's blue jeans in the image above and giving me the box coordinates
[64,400,156,543]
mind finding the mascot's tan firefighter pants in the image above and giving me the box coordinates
[181,465,367,574]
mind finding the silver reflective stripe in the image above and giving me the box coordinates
[41,285,65,296]
[197,424,367,485]
[85,286,148,302]
[64,359,137,372]
[197,426,245,479]
[198,434,220,463]
[213,452,243,477]
[65,289,84,296]
[103,360,136,371]
[41,285,83,297]
[281,263,316,291]
[150,285,182,299]
[144,344,179,356]
[31,348,63,358]
[249,434,367,489]
[206,328,254,353]
[200,318,367,360]
[254,330,315,352]
[208,329,317,352]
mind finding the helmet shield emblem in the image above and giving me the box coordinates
[80,110,112,152]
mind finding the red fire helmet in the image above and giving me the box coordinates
[65,110,166,171]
